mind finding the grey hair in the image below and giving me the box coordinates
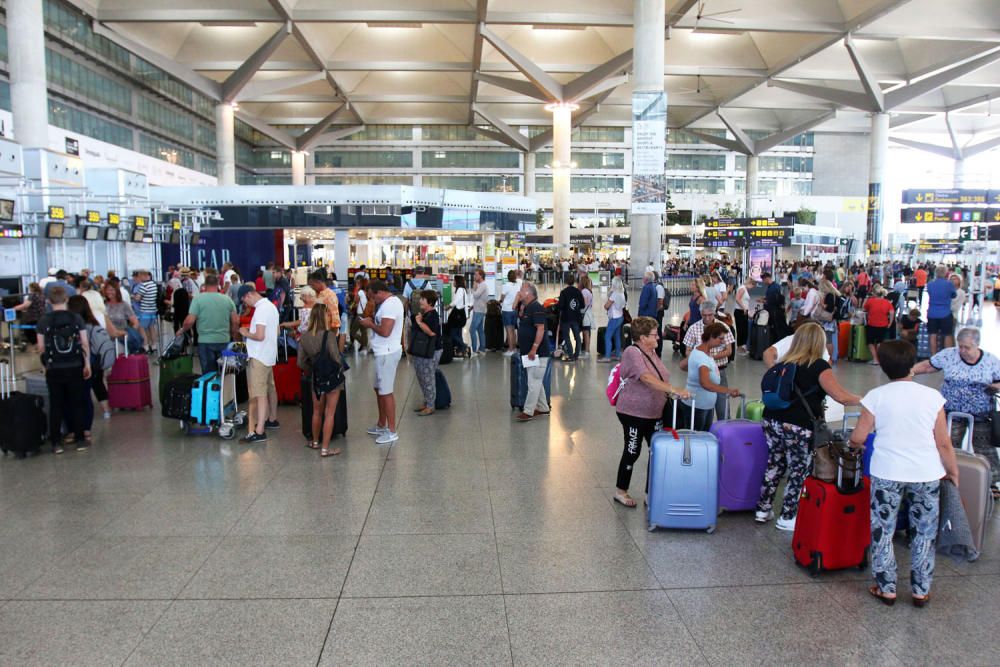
[522,281,538,299]
[700,301,717,314]
[935,265,948,278]
[956,327,980,345]
[645,271,655,281]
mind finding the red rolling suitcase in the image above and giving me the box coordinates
[107,338,152,410]
[792,474,871,575]
[272,337,301,404]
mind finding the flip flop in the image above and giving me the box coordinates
[613,493,637,508]
[320,447,341,457]
[869,585,896,606]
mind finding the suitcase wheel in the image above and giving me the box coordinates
[858,546,870,571]
[218,425,235,440]
[808,553,823,577]
[648,523,657,532]
[706,525,715,534]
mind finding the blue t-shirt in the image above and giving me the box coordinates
[931,347,1000,419]
[926,278,956,319]
[683,348,720,411]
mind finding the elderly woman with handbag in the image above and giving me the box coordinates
[410,290,443,416]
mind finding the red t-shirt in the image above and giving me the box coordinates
[856,272,870,286]
[254,277,266,292]
[864,297,893,328]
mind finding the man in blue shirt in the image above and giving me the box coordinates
[637,271,658,318]
[925,265,956,356]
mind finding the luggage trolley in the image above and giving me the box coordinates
[182,346,248,440]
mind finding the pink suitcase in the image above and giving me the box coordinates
[709,395,769,512]
[107,339,152,410]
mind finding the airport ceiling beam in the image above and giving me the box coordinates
[963,134,1000,158]
[889,136,958,159]
[767,79,879,112]
[944,113,963,159]
[234,111,298,150]
[562,50,634,103]
[308,125,367,149]
[473,74,551,102]
[221,22,293,103]
[236,72,327,102]
[753,110,838,153]
[844,35,885,113]
[884,47,1000,109]
[889,113,935,129]
[716,109,756,155]
[296,106,355,152]
[686,130,748,154]
[472,104,529,151]
[467,0,489,124]
[480,25,564,101]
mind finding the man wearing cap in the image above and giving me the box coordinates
[237,284,280,443]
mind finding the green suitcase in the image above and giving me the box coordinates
[159,355,195,402]
[849,324,872,362]
[738,399,765,422]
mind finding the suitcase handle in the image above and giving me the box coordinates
[671,395,696,431]
[0,359,10,399]
[946,411,976,454]
[723,393,746,420]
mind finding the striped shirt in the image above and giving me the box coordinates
[134,280,158,314]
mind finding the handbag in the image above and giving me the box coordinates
[794,384,834,451]
[622,307,632,325]
[408,327,436,359]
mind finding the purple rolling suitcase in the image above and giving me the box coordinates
[709,395,769,513]
[648,397,720,533]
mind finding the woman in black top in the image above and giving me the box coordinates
[410,290,443,415]
[756,323,860,531]
[297,303,346,457]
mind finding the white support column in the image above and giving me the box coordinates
[334,229,350,283]
[8,0,49,148]
[866,112,889,253]
[549,103,573,256]
[524,151,536,197]
[630,0,665,272]
[215,103,236,186]
[745,155,759,217]
[953,158,968,189]
[291,151,306,186]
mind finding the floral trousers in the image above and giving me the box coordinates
[757,419,813,521]
[870,476,940,597]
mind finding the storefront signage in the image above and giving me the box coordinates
[902,189,988,205]
[902,207,986,223]
[630,91,667,215]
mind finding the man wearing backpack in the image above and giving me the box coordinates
[37,286,91,453]
[556,273,585,361]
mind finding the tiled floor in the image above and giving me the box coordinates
[1,295,999,665]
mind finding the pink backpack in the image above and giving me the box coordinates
[606,363,625,405]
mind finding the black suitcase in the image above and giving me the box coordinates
[749,323,771,360]
[435,370,451,409]
[301,374,348,441]
[485,312,505,351]
[439,326,455,365]
[0,363,46,458]
[161,373,200,420]
[596,326,607,356]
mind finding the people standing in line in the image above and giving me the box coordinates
[448,275,471,359]
[679,322,740,431]
[67,295,114,432]
[403,266,433,351]
[307,271,342,347]
[913,265,928,306]
[469,270,489,356]
[297,303,346,457]
[687,278,706,330]
[733,277,755,353]
[500,270,522,356]
[599,276,626,362]
[279,286,316,350]
[925,266,957,356]
[815,270,842,364]
[13,282,46,345]
[514,282,551,422]
[410,290,444,416]
[102,282,144,352]
[913,327,1000,492]
[638,271,658,320]
[178,274,238,376]
[862,286,895,367]
[359,280,404,444]
[77,280,107,328]
[556,273,584,362]
[681,303,736,420]
[131,270,159,354]
[36,286,92,453]
[237,284,280,444]
[611,316,690,507]
[43,269,77,300]
[755,323,860,531]
[579,275,594,359]
[848,340,959,607]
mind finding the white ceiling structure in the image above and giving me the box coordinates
[67,0,1000,153]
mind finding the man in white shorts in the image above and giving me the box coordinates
[359,280,404,444]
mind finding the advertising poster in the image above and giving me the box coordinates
[748,248,773,282]
[484,255,497,298]
[631,91,667,215]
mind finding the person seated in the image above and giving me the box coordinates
[899,308,921,343]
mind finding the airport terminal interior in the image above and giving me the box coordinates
[0,0,1000,664]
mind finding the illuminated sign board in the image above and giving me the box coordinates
[86,210,100,224]
[172,220,182,231]
[902,207,986,223]
[704,216,794,229]
[902,189,988,205]
[108,213,120,225]
[48,206,65,220]
[134,216,147,228]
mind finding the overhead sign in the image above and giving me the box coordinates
[48,205,65,220]
[86,210,100,224]
[747,227,792,248]
[704,216,794,229]
[700,237,743,248]
[902,189,988,205]
[134,215,147,228]
[988,208,1000,223]
[902,207,987,223]
[108,213,120,225]
[959,225,989,241]
[704,218,742,229]
[630,91,667,215]
[916,238,963,254]
[989,226,1000,241]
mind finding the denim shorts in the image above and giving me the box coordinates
[137,313,157,328]
[502,310,517,327]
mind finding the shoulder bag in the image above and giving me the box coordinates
[408,321,436,359]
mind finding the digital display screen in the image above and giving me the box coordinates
[0,199,14,221]
[131,228,145,243]
[48,206,66,220]
[86,210,100,223]
[82,225,100,241]
[902,189,987,205]
[134,216,147,228]
[108,212,120,225]
[105,227,120,241]
[46,222,65,239]
[172,220,181,230]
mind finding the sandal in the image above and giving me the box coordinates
[912,594,930,608]
[320,447,341,457]
[418,407,435,416]
[868,585,896,606]
[613,493,637,508]
[306,442,320,450]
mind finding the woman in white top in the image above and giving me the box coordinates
[712,271,727,311]
[500,270,521,355]
[733,278,755,351]
[448,275,471,359]
[949,274,966,323]
[580,274,595,359]
[350,277,370,353]
[600,276,627,362]
[848,339,959,608]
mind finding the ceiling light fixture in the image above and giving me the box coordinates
[544,102,580,112]
[198,21,257,27]
[532,24,586,31]
[367,22,423,29]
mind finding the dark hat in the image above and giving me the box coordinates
[237,284,257,301]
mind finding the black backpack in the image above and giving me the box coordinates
[311,331,344,396]
[156,283,168,317]
[43,314,83,370]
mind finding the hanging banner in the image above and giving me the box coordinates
[630,91,667,215]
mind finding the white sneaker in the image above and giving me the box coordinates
[366,424,388,436]
[754,510,773,524]
[375,431,399,445]
[503,350,516,356]
[775,516,797,532]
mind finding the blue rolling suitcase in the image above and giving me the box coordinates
[434,369,452,409]
[190,372,222,426]
[648,398,720,533]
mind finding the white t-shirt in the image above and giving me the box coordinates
[452,286,469,311]
[714,281,727,302]
[862,382,947,483]
[223,269,239,286]
[371,295,404,356]
[246,298,279,367]
[655,284,665,306]
[608,291,626,319]
[736,285,751,311]
[801,288,820,317]
[355,289,368,316]
[770,334,831,362]
[501,281,521,311]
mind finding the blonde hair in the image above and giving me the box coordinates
[782,322,827,367]
[307,303,330,335]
